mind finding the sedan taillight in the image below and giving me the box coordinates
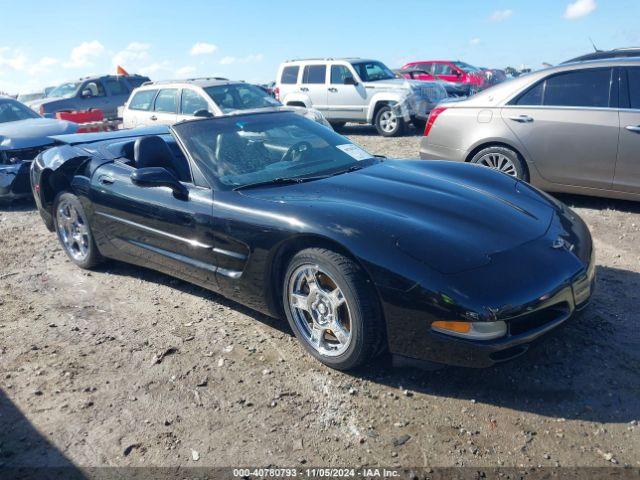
[423,106,448,136]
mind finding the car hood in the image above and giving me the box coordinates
[0,118,79,149]
[242,160,556,274]
[25,96,66,109]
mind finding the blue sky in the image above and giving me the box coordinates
[0,0,638,94]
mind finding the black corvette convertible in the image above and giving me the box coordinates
[31,111,595,370]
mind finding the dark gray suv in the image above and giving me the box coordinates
[26,74,149,120]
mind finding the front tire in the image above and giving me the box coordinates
[374,105,405,137]
[282,248,384,370]
[53,192,103,269]
[469,146,528,180]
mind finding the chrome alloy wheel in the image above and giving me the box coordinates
[476,152,518,176]
[56,201,90,262]
[288,264,352,357]
[379,110,398,133]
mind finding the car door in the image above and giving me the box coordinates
[123,89,158,128]
[614,66,640,193]
[501,67,619,189]
[411,62,435,81]
[102,76,131,119]
[433,62,460,83]
[77,79,111,114]
[300,64,328,110]
[177,88,213,122]
[151,88,179,125]
[89,152,218,288]
[327,64,367,121]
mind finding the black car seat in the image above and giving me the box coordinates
[134,136,186,180]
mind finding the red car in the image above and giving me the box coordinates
[400,60,488,95]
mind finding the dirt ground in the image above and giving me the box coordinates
[1,126,639,472]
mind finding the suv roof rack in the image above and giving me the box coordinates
[284,57,362,62]
[141,77,230,86]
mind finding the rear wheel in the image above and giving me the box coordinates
[374,105,405,137]
[53,192,103,269]
[282,248,384,370]
[470,146,527,180]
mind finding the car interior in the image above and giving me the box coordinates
[107,135,192,182]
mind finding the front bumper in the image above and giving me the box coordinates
[0,161,32,201]
[382,211,596,368]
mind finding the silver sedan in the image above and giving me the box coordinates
[420,58,640,201]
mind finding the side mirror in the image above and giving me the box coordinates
[81,88,93,98]
[130,167,189,200]
[343,76,358,86]
[193,109,213,118]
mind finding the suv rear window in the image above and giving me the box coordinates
[281,66,299,84]
[154,89,179,113]
[129,90,157,111]
[627,67,640,109]
[104,77,129,96]
[544,68,611,108]
[302,65,326,84]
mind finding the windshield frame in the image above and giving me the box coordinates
[170,111,379,191]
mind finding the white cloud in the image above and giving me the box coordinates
[190,42,218,56]
[469,38,481,46]
[564,0,597,19]
[0,47,27,71]
[138,61,172,77]
[176,66,196,77]
[64,40,105,68]
[112,42,151,68]
[29,56,59,75]
[489,9,513,22]
[219,53,264,65]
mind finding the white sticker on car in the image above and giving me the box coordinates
[336,144,373,161]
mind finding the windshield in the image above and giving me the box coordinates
[453,62,479,73]
[48,81,81,99]
[172,112,378,190]
[204,84,281,113]
[17,93,43,103]
[350,61,396,82]
[0,99,41,123]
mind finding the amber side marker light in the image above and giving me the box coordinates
[431,320,507,340]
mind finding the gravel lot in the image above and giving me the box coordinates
[1,126,639,471]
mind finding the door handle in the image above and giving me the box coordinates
[328,87,338,92]
[508,115,534,123]
[625,125,640,133]
[98,175,114,185]
[150,115,157,121]
[299,87,309,92]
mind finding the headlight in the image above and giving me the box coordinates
[431,320,507,340]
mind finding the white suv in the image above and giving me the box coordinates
[122,78,330,129]
[275,58,447,136]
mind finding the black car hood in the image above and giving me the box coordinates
[242,160,555,274]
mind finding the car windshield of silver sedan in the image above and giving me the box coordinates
[172,112,379,190]
[204,84,281,113]
[0,99,41,123]
[48,82,81,99]
[350,61,396,82]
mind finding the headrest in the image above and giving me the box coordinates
[133,135,176,172]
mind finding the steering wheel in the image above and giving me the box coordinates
[281,141,312,162]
